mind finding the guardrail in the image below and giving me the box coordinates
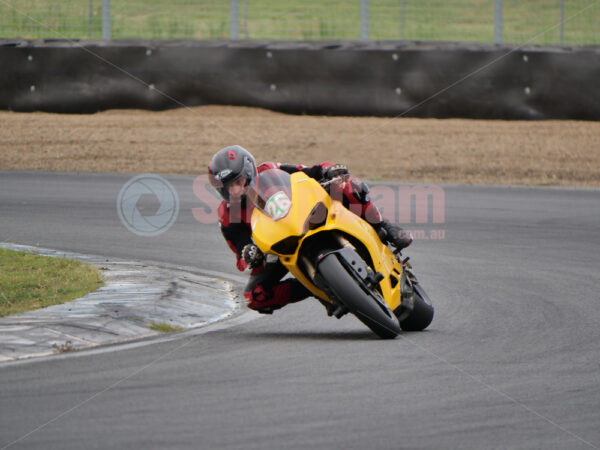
[2,40,599,119]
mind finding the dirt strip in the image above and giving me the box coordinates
[1,106,598,186]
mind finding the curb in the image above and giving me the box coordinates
[0,244,238,362]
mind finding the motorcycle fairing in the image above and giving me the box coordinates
[250,170,403,312]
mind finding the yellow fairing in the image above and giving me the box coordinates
[250,172,403,311]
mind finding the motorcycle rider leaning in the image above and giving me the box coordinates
[208,145,412,315]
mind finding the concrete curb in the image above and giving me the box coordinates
[0,244,238,362]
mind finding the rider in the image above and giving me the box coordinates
[208,145,412,315]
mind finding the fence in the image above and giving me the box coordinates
[0,0,598,45]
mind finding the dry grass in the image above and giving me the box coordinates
[1,106,599,186]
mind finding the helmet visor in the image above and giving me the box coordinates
[209,168,239,190]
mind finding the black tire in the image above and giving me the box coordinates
[317,254,401,339]
[400,283,434,331]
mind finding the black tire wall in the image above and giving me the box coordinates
[1,39,599,119]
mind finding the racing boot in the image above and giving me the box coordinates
[375,220,413,250]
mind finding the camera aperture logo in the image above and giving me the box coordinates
[117,174,179,237]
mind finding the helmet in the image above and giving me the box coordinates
[208,145,257,202]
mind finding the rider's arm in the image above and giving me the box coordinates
[279,162,335,180]
[218,202,252,272]
[220,222,251,272]
[279,161,380,223]
[337,179,383,225]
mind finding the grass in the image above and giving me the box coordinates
[0,248,103,317]
[149,321,184,333]
[0,0,597,45]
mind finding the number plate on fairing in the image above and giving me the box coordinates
[265,191,292,220]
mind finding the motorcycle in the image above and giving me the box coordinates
[247,168,434,339]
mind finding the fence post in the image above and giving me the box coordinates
[242,0,249,38]
[399,0,406,39]
[494,0,503,44]
[230,0,239,40]
[89,0,94,38]
[560,0,565,44]
[101,0,111,40]
[361,0,370,40]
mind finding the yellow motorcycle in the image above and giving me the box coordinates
[247,168,434,339]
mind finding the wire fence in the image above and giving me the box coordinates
[1,0,598,46]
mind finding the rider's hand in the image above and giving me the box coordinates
[242,243,264,269]
[324,164,349,180]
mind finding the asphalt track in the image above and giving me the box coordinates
[1,171,599,450]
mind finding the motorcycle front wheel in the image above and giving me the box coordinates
[317,253,401,339]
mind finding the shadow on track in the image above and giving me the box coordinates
[229,330,398,341]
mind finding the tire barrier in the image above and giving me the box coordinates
[1,39,599,119]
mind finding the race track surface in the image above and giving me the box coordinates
[1,172,599,449]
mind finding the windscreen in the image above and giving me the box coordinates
[247,169,293,221]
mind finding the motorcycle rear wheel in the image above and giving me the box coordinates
[317,253,401,339]
[400,283,434,331]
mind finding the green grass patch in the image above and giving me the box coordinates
[1,0,598,45]
[0,248,103,317]
[149,321,184,333]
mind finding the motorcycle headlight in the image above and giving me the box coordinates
[304,202,328,232]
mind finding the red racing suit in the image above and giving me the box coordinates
[217,162,383,313]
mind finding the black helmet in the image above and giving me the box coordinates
[208,145,257,202]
